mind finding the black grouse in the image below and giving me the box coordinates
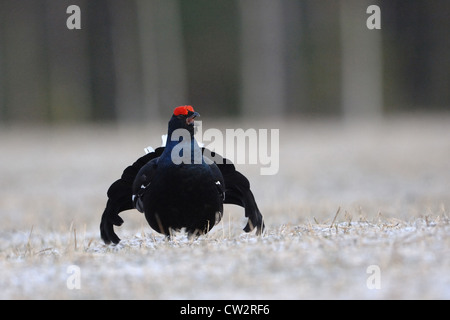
[100,106,265,244]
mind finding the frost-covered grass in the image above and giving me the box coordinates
[1,215,449,299]
[1,115,450,299]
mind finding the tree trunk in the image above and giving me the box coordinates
[2,0,50,122]
[239,0,286,117]
[340,0,383,119]
[44,0,91,122]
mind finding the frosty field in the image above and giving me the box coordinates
[1,115,449,299]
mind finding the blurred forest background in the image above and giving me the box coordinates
[0,0,449,124]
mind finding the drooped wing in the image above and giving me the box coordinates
[202,148,265,234]
[100,147,164,244]
[131,157,160,213]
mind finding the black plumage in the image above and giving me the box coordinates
[100,106,264,244]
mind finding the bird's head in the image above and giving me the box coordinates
[168,105,200,136]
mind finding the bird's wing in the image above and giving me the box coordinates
[131,157,159,213]
[100,145,264,244]
[204,155,226,200]
[100,147,164,244]
[202,148,265,235]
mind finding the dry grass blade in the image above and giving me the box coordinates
[330,206,341,229]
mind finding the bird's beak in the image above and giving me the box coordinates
[186,112,200,126]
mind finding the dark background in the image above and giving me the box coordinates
[0,0,449,123]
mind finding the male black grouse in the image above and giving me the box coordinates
[100,106,265,244]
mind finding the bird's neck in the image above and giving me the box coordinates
[163,128,203,165]
[166,126,193,142]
